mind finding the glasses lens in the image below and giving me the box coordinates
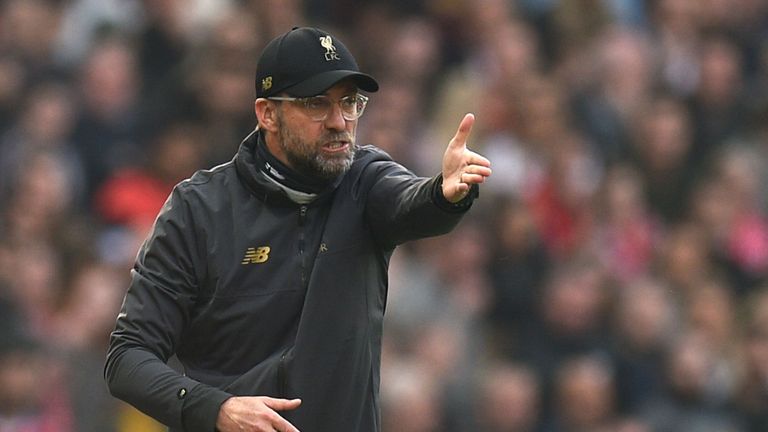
[341,95,368,121]
[304,96,332,121]
[299,95,368,121]
[340,97,357,120]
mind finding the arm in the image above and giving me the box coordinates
[104,186,230,431]
[105,186,302,432]
[364,113,491,247]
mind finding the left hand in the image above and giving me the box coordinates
[441,113,492,203]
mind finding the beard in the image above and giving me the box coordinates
[276,112,356,180]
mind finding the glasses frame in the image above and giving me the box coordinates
[267,94,369,122]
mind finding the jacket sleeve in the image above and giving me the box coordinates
[363,159,478,248]
[104,185,231,431]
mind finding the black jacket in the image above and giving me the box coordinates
[104,132,475,431]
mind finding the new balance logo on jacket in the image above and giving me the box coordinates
[241,246,271,264]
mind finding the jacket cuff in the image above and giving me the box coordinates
[181,383,232,432]
[431,174,479,213]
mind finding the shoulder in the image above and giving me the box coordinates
[160,160,244,220]
[342,144,421,199]
[353,144,393,165]
[346,144,400,183]
[350,144,407,176]
[176,160,238,196]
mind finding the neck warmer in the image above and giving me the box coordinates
[255,132,332,196]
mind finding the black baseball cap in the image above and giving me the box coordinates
[255,27,379,98]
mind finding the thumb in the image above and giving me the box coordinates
[263,397,302,411]
[448,113,475,150]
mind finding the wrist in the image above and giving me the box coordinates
[432,175,477,212]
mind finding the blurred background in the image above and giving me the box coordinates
[1,0,768,431]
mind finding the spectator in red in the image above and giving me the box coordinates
[94,121,205,231]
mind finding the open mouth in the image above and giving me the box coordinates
[323,141,350,153]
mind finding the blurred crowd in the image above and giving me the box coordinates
[1,0,768,431]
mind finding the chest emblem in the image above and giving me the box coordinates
[241,246,271,264]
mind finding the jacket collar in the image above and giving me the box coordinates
[234,129,345,205]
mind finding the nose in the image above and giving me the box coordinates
[323,101,347,131]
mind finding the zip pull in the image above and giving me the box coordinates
[298,205,308,225]
[298,205,308,285]
[298,205,308,254]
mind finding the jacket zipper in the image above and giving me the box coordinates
[277,350,288,397]
[276,206,306,399]
[298,205,308,287]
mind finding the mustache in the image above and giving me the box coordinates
[321,132,354,143]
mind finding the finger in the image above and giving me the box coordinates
[460,173,488,184]
[448,113,475,150]
[463,165,493,177]
[467,151,491,167]
[454,182,470,196]
[274,416,301,432]
[263,398,302,411]
[261,403,301,432]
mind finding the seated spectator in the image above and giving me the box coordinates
[475,362,542,432]
[547,354,619,432]
[639,332,744,432]
[737,288,768,432]
[611,276,676,415]
[0,333,72,432]
[94,121,205,231]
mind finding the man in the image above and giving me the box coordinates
[105,26,491,432]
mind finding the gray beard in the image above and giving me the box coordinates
[276,117,356,180]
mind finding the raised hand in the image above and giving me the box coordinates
[216,396,302,432]
[441,113,492,203]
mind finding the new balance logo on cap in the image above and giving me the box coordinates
[262,76,273,92]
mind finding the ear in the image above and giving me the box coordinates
[255,99,279,133]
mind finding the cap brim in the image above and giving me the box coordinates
[283,70,379,97]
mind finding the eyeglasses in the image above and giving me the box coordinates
[268,94,369,121]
